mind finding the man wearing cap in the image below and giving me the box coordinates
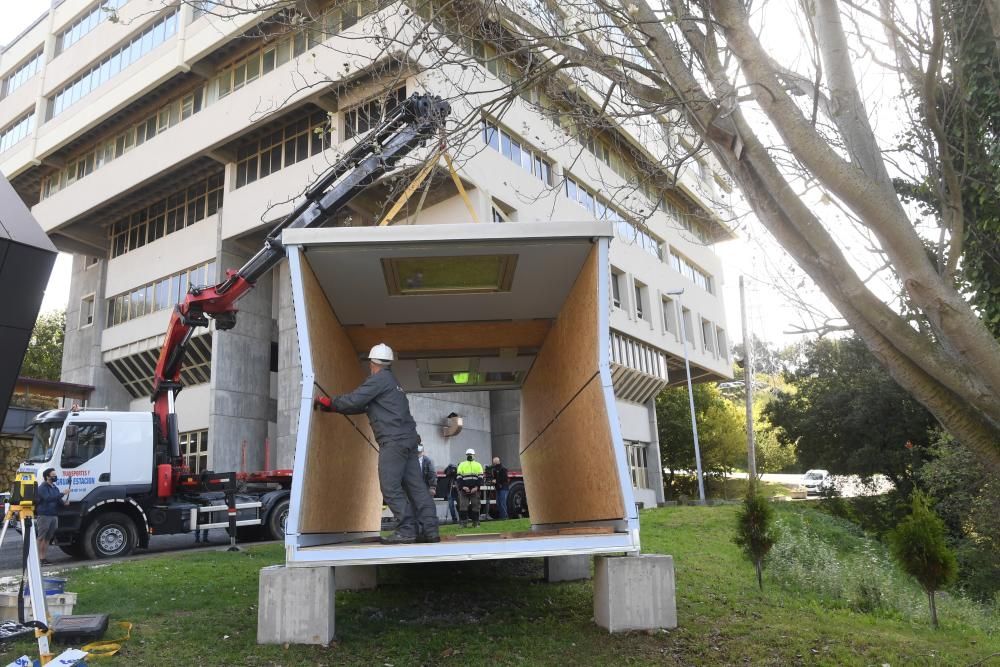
[457,448,484,528]
[314,343,439,544]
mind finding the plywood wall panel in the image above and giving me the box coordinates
[344,320,551,354]
[298,258,383,534]
[519,246,624,524]
[519,380,624,523]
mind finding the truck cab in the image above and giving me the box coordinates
[20,408,157,559]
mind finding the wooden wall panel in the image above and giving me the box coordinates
[344,320,551,354]
[519,247,624,524]
[298,258,383,534]
[519,381,624,523]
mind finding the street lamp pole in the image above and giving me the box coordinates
[667,288,706,503]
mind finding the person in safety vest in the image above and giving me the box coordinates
[457,448,484,528]
[314,343,439,544]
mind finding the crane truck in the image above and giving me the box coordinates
[14,94,451,559]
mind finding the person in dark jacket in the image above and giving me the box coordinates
[443,463,459,523]
[35,467,69,564]
[417,444,436,497]
[490,456,510,519]
[314,343,439,544]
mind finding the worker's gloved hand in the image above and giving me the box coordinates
[313,396,335,412]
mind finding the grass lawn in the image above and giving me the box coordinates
[2,504,996,666]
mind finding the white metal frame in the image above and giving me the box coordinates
[283,225,642,564]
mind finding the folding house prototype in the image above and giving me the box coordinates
[282,222,640,565]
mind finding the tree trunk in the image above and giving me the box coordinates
[928,589,939,629]
[755,559,763,591]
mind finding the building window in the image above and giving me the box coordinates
[716,327,728,361]
[80,294,96,328]
[41,85,208,200]
[48,10,179,119]
[611,269,623,309]
[343,87,406,140]
[0,112,34,153]
[481,120,553,185]
[55,0,127,54]
[180,429,210,473]
[701,318,716,356]
[626,442,649,489]
[612,218,663,261]
[235,110,329,188]
[634,281,647,321]
[109,173,223,258]
[661,296,676,336]
[681,307,695,345]
[2,50,44,98]
[668,248,713,294]
[105,260,217,328]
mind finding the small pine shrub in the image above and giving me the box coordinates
[888,493,958,628]
[734,481,779,590]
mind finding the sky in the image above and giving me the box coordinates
[2,0,825,346]
[3,0,72,314]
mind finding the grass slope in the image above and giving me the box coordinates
[2,504,996,666]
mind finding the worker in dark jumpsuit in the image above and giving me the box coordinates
[314,343,439,544]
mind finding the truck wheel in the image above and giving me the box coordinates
[507,481,528,518]
[83,512,138,559]
[265,499,289,540]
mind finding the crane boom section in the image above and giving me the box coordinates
[150,94,451,458]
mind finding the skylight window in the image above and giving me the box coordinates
[382,254,517,295]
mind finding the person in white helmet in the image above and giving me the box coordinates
[314,343,439,544]
[456,448,484,527]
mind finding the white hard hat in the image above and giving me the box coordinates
[465,448,475,456]
[368,343,394,364]
[417,444,424,452]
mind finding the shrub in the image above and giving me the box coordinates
[888,493,958,628]
[734,481,779,590]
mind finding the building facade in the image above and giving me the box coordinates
[1,0,734,509]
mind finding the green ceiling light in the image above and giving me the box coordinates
[382,254,517,295]
[452,372,471,384]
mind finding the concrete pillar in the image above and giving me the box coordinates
[594,555,677,632]
[275,261,301,470]
[409,391,491,467]
[544,555,591,582]
[489,389,521,468]
[334,565,377,591]
[258,565,335,645]
[209,241,274,472]
[61,255,131,410]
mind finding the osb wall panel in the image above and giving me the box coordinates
[520,381,624,523]
[519,246,624,523]
[345,320,551,354]
[297,257,382,534]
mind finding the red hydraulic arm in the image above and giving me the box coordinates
[150,94,451,468]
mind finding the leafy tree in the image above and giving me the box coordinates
[20,310,65,381]
[734,481,778,590]
[180,1,1000,470]
[765,336,935,490]
[657,383,745,497]
[888,493,958,628]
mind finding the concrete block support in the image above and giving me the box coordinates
[334,565,377,591]
[544,555,592,582]
[594,555,677,632]
[258,565,335,645]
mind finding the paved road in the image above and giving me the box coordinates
[729,472,894,497]
[0,528,250,578]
